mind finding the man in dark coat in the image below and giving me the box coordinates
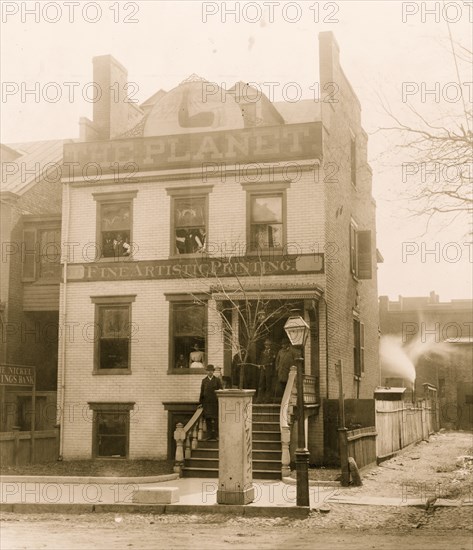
[199,365,223,440]
[275,338,300,402]
[256,338,276,403]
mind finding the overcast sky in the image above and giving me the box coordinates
[1,0,472,301]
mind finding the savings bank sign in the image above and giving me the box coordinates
[63,122,322,177]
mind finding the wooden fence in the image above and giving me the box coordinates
[346,426,378,469]
[375,400,438,461]
[0,428,59,467]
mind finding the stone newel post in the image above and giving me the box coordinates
[216,389,255,505]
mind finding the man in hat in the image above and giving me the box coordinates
[199,364,223,440]
[256,338,276,403]
[275,338,300,402]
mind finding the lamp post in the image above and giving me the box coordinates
[284,311,310,507]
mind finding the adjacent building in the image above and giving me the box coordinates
[379,292,473,429]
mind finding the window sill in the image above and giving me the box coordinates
[354,374,362,381]
[93,456,128,460]
[169,252,208,260]
[93,369,132,375]
[95,256,135,263]
[246,248,285,257]
[167,368,206,375]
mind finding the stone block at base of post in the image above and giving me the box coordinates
[216,389,255,505]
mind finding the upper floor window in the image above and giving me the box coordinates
[93,191,138,260]
[166,186,213,257]
[91,295,136,374]
[22,221,61,282]
[248,193,284,252]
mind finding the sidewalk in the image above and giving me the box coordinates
[2,474,471,515]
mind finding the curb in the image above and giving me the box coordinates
[0,473,179,485]
[0,502,310,518]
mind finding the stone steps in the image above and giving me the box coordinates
[182,404,282,480]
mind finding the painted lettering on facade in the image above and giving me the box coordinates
[66,254,324,282]
[63,122,322,177]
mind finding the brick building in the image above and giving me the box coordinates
[3,32,381,466]
[379,292,473,429]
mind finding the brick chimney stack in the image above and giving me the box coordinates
[78,55,143,142]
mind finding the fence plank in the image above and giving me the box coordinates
[0,429,59,466]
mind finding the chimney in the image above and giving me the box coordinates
[92,55,142,140]
[318,31,340,92]
[379,296,389,312]
[429,291,439,304]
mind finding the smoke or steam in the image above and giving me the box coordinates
[380,335,416,384]
[380,334,453,385]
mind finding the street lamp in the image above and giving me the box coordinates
[284,311,310,507]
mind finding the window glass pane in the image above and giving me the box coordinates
[175,197,205,227]
[101,203,130,230]
[99,339,129,369]
[251,196,282,223]
[101,307,130,338]
[39,229,61,279]
[250,224,282,249]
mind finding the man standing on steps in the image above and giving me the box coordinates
[199,364,223,441]
[275,338,300,402]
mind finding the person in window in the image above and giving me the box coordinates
[175,354,187,369]
[198,364,222,441]
[189,343,205,368]
[122,237,131,256]
[256,339,276,404]
[113,234,125,257]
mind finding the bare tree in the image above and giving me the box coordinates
[182,253,299,389]
[377,40,472,234]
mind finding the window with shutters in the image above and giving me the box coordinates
[349,222,372,280]
[93,191,137,260]
[91,295,136,374]
[353,318,365,377]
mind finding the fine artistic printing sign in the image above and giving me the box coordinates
[65,253,324,282]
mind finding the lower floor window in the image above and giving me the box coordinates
[90,402,134,458]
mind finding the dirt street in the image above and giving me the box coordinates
[1,513,472,550]
[1,431,472,550]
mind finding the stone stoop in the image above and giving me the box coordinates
[182,404,282,480]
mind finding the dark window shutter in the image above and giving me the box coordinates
[357,230,372,279]
[22,229,37,281]
[349,224,357,275]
